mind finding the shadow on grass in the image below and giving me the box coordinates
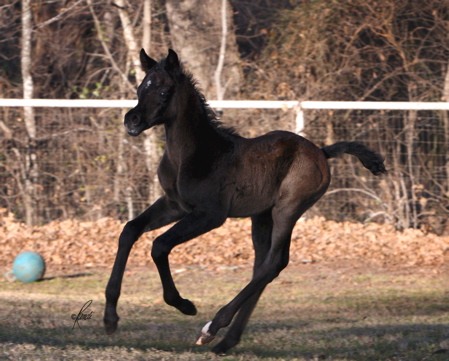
[239,322,449,360]
[41,273,94,281]
[0,322,211,358]
[1,319,448,360]
[1,284,448,359]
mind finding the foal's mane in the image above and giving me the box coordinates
[165,58,238,138]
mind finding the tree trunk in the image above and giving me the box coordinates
[115,0,162,206]
[21,0,35,140]
[143,0,152,51]
[21,0,37,226]
[442,63,449,195]
[165,0,241,99]
[141,0,163,205]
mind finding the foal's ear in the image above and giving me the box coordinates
[140,49,157,73]
[164,49,180,74]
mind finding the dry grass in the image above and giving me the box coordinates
[1,262,449,360]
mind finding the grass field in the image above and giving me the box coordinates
[1,262,448,360]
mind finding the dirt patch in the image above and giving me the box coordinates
[1,212,449,272]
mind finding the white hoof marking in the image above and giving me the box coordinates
[201,321,212,334]
[196,321,215,345]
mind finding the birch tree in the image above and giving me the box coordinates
[114,0,162,207]
[442,65,449,196]
[20,0,37,225]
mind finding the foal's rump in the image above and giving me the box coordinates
[229,133,387,219]
[227,131,330,217]
[272,132,332,209]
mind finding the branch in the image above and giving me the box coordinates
[35,0,85,29]
[114,0,144,80]
[0,120,13,139]
[324,188,383,203]
[86,0,135,93]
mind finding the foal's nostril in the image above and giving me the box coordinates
[130,114,140,126]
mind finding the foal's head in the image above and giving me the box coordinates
[124,49,182,136]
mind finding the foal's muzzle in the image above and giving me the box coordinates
[124,110,148,136]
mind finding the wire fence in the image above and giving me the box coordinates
[1,101,448,234]
[303,108,449,235]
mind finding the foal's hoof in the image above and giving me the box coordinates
[211,338,239,355]
[104,320,118,335]
[177,298,197,316]
[196,321,215,345]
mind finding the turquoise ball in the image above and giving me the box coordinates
[13,251,46,283]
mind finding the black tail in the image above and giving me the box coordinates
[322,141,386,176]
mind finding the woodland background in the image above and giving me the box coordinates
[0,0,449,234]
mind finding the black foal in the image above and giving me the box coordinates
[104,49,386,354]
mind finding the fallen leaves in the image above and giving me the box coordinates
[1,212,448,270]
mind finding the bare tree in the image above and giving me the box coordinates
[165,0,240,99]
[20,0,37,225]
[442,64,449,193]
[114,0,163,206]
[247,0,449,230]
[142,0,152,51]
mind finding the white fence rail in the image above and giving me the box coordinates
[3,99,449,109]
[2,99,449,133]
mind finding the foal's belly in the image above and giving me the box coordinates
[225,175,280,217]
[224,135,299,217]
[228,191,275,218]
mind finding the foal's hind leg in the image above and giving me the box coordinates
[197,205,301,347]
[211,211,273,354]
[104,196,186,334]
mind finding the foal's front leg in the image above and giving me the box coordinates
[151,209,226,315]
[104,196,186,334]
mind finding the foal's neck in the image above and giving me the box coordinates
[164,81,226,160]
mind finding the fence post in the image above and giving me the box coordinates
[295,102,304,135]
